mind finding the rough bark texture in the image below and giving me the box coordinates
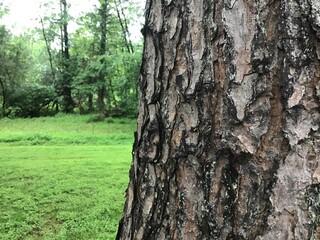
[117,0,320,239]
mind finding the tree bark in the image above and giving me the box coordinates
[117,0,320,239]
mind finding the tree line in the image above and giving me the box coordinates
[0,0,143,118]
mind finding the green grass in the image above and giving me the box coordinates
[0,114,136,240]
[0,114,135,146]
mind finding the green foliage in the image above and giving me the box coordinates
[0,28,37,117]
[69,0,142,116]
[6,83,56,118]
[0,2,9,19]
[0,114,136,239]
[0,34,31,82]
[71,49,141,117]
[112,49,141,117]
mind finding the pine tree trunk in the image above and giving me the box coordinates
[117,0,320,239]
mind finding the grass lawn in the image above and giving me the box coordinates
[0,114,136,240]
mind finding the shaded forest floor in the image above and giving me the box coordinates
[0,114,136,240]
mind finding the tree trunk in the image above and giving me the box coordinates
[60,0,74,113]
[97,0,108,114]
[115,0,134,54]
[0,77,6,116]
[88,92,94,113]
[117,0,320,239]
[40,17,55,79]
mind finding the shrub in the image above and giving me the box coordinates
[86,114,105,123]
[6,83,57,118]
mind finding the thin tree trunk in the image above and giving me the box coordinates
[88,92,94,113]
[40,17,55,79]
[97,0,108,114]
[60,0,73,113]
[117,0,320,239]
[0,77,6,116]
[59,1,64,59]
[119,0,134,53]
[115,0,133,54]
[97,84,106,114]
[107,76,117,113]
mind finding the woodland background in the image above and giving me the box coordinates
[0,1,143,238]
[0,0,144,119]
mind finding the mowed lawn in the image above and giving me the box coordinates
[0,114,136,240]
